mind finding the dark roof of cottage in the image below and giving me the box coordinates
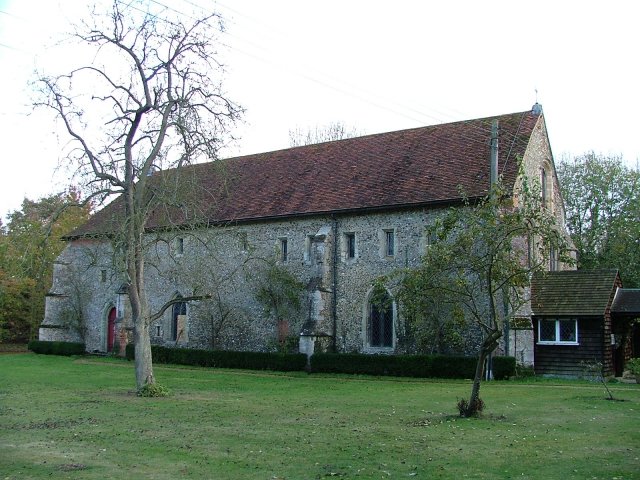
[68,109,543,238]
[611,289,640,317]
[531,269,620,317]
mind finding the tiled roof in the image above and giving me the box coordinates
[531,269,620,317]
[69,110,542,238]
[611,289,640,316]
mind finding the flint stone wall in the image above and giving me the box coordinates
[42,208,473,355]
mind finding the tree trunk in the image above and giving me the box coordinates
[128,212,154,390]
[465,329,501,417]
[133,316,154,389]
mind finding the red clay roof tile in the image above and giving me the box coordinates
[70,110,542,237]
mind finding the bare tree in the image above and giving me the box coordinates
[34,1,242,390]
[288,121,362,147]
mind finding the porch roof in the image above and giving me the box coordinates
[531,269,620,317]
[611,289,640,318]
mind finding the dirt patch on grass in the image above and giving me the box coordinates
[23,417,99,430]
[411,412,508,427]
[59,463,87,472]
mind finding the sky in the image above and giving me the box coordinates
[1,0,639,220]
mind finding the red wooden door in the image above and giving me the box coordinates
[107,307,117,352]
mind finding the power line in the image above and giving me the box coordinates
[4,0,530,151]
[173,0,535,158]
[5,1,535,166]
[175,0,485,128]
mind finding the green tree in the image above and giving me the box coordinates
[254,257,305,352]
[0,190,90,342]
[392,180,571,417]
[34,0,241,390]
[558,153,640,287]
[0,273,35,343]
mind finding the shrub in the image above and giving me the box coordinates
[515,365,535,378]
[28,340,85,356]
[492,356,516,380]
[0,343,28,353]
[626,358,640,376]
[137,382,170,397]
[430,354,476,379]
[126,344,307,372]
[310,353,476,379]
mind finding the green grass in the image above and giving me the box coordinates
[1,354,639,479]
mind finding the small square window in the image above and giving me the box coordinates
[539,319,556,342]
[280,238,288,262]
[559,319,577,342]
[239,232,248,252]
[549,246,558,271]
[345,233,356,259]
[305,235,315,264]
[541,168,548,206]
[384,230,395,257]
[427,229,437,246]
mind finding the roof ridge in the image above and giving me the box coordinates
[188,109,538,168]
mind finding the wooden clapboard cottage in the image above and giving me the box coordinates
[531,269,639,377]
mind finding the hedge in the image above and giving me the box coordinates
[124,344,516,380]
[28,340,85,356]
[492,355,517,380]
[125,344,308,372]
[310,353,478,379]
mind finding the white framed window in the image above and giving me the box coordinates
[537,318,578,345]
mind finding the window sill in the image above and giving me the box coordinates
[537,341,579,346]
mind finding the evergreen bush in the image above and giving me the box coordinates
[492,355,517,380]
[311,353,476,379]
[125,344,513,380]
[28,340,85,356]
[126,344,307,372]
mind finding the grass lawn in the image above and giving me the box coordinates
[1,354,639,479]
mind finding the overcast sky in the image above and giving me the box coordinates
[1,0,639,219]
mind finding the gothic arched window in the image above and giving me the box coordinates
[368,291,393,348]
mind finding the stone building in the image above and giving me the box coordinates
[39,106,571,360]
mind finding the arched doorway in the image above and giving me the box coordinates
[107,307,117,352]
[171,298,187,342]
